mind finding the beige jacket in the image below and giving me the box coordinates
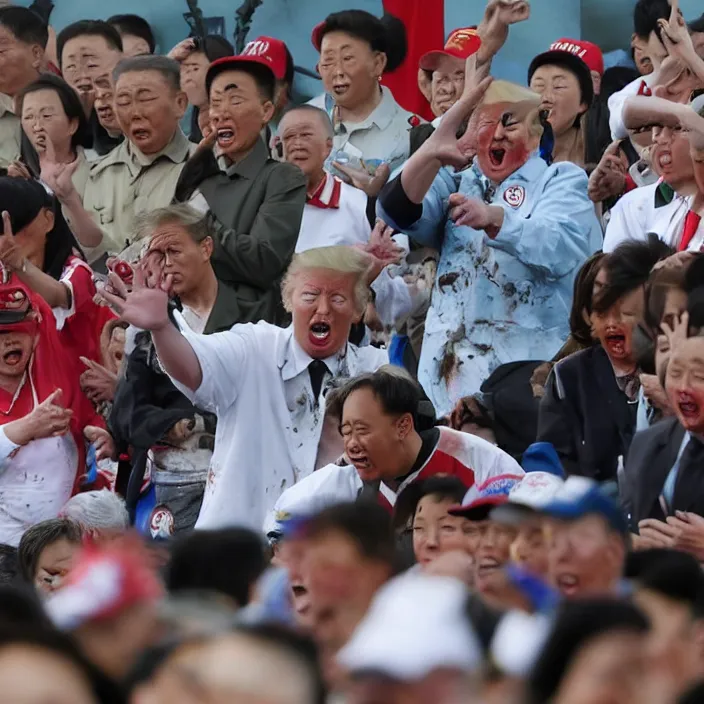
[0,94,20,170]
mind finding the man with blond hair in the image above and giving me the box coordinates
[101,245,388,530]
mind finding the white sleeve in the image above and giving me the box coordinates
[371,269,414,328]
[0,426,20,469]
[602,189,644,253]
[608,75,655,140]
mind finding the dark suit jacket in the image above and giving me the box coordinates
[537,345,637,481]
[621,417,687,531]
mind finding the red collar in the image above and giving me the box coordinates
[307,173,342,209]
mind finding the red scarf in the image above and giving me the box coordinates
[307,173,342,209]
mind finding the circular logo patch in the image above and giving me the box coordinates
[504,185,526,208]
[149,505,175,539]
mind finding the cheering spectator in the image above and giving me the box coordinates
[18,518,82,596]
[379,73,600,414]
[109,205,238,535]
[0,6,47,169]
[538,238,670,480]
[59,490,129,539]
[101,246,388,532]
[310,10,421,177]
[57,20,124,156]
[0,277,112,545]
[107,14,155,57]
[175,54,306,325]
[267,369,523,536]
[0,178,115,366]
[167,35,234,143]
[52,55,194,266]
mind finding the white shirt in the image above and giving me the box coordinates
[603,181,696,252]
[608,74,657,140]
[168,317,388,531]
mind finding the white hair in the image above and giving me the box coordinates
[60,490,130,533]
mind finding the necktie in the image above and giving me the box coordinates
[678,210,702,252]
[670,436,704,512]
[308,359,329,403]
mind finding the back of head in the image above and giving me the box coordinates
[633,0,672,40]
[200,35,234,63]
[318,10,407,73]
[107,14,155,54]
[528,598,649,704]
[0,545,18,586]
[569,252,607,345]
[0,584,49,629]
[0,6,48,48]
[57,20,123,67]
[166,528,267,608]
[60,490,129,536]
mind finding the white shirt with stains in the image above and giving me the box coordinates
[166,317,388,531]
[379,153,602,417]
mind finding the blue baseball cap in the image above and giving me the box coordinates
[522,442,565,478]
[540,477,628,535]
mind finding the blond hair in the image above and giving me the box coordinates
[480,79,544,139]
[281,246,370,315]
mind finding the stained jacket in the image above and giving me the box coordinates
[175,138,306,326]
[378,153,601,416]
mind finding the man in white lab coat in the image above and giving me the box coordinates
[102,246,389,531]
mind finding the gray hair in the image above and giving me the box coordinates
[134,203,213,243]
[60,490,130,533]
[280,104,334,138]
[113,54,181,92]
[281,245,371,316]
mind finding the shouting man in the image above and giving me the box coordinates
[101,246,389,531]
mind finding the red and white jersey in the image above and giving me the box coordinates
[265,426,524,535]
[54,255,115,365]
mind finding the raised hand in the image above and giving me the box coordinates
[167,38,197,63]
[39,136,81,202]
[79,356,118,404]
[588,140,628,203]
[332,161,391,198]
[98,265,171,332]
[657,0,695,63]
[425,54,493,169]
[486,0,531,26]
[661,310,689,354]
[359,220,404,284]
[0,211,25,271]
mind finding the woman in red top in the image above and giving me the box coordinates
[0,176,115,366]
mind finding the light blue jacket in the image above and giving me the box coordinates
[378,154,602,416]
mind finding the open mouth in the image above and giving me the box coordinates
[604,333,626,356]
[477,557,501,578]
[308,322,331,346]
[657,152,672,169]
[216,128,236,147]
[332,83,350,96]
[489,149,506,167]
[131,128,150,142]
[2,348,23,366]
[556,574,579,596]
[679,399,701,419]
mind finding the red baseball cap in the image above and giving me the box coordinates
[241,35,291,81]
[420,27,482,72]
[448,494,509,522]
[549,38,604,76]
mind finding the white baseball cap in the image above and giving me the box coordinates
[490,472,564,524]
[338,573,482,680]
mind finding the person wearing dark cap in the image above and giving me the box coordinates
[528,46,594,168]
[309,10,423,181]
[167,34,234,143]
[175,52,306,325]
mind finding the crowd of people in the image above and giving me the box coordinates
[0,0,703,701]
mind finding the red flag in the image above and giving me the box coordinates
[381,0,444,122]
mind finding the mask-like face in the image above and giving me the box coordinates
[0,25,42,97]
[412,496,469,567]
[473,102,539,183]
[93,71,120,133]
[666,336,704,435]
[651,124,696,192]
[120,33,151,58]
[280,110,332,180]
[61,34,122,105]
[429,55,465,117]
[180,50,210,109]
[21,88,77,157]
[530,64,587,138]
[474,521,517,595]
[0,328,35,379]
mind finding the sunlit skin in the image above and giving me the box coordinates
[666,336,704,435]
[473,102,539,184]
[430,54,466,117]
[21,89,78,160]
[529,65,586,138]
[590,268,645,374]
[61,34,122,102]
[318,31,385,121]
[651,125,697,194]
[280,110,332,186]
[0,25,42,97]
[208,70,274,162]
[180,51,210,109]
[34,537,80,595]
[114,69,187,155]
[412,496,471,566]
[474,520,517,595]
[339,387,418,484]
[546,515,624,598]
[290,269,360,359]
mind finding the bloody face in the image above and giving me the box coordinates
[666,336,704,435]
[474,102,538,184]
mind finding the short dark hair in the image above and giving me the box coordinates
[18,74,92,150]
[0,6,48,48]
[107,14,155,54]
[113,55,181,92]
[633,0,672,40]
[303,502,395,567]
[206,60,275,103]
[644,261,690,333]
[317,10,407,73]
[0,545,18,585]
[57,20,123,67]
[569,252,606,346]
[18,518,82,583]
[198,35,234,63]
[393,476,468,531]
[337,369,422,430]
[0,585,49,628]
[528,598,649,704]
[688,286,704,334]
[593,235,673,315]
[166,528,267,608]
